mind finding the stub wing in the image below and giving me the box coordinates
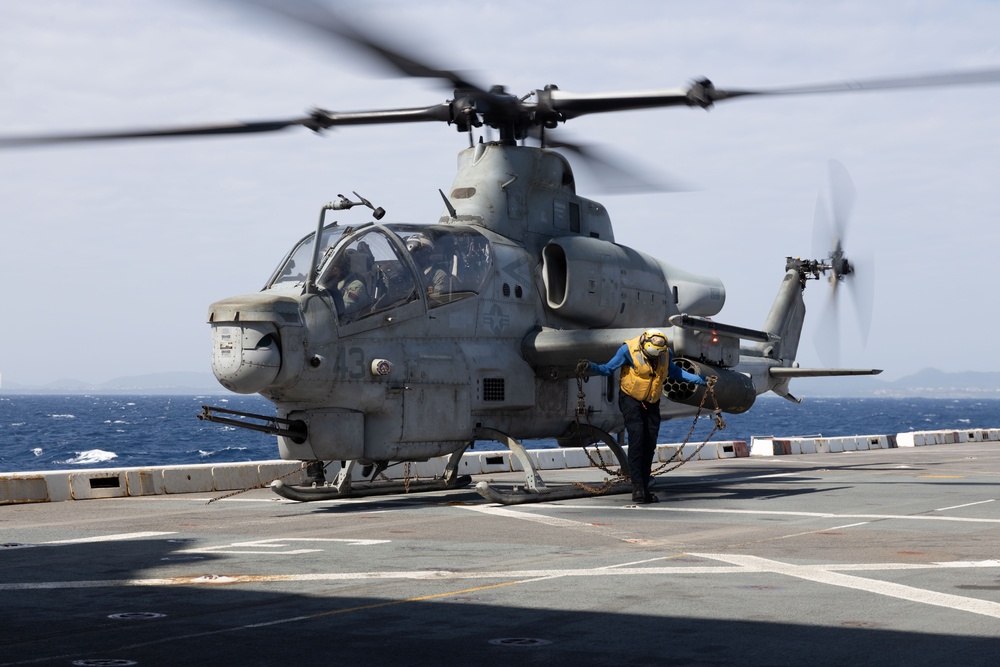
[522,327,647,372]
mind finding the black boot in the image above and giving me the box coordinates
[632,484,645,502]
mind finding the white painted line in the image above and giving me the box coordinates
[934,499,995,512]
[820,522,872,531]
[558,504,1000,524]
[690,552,1000,619]
[460,504,596,528]
[177,537,390,555]
[772,521,871,541]
[0,566,750,591]
[598,555,679,569]
[821,560,1000,571]
[42,531,177,545]
[4,557,1000,595]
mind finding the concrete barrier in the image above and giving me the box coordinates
[0,475,54,504]
[211,463,263,492]
[4,425,999,504]
[162,466,215,495]
[69,470,127,500]
[532,449,567,470]
[125,469,164,497]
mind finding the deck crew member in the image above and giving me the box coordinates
[581,330,708,503]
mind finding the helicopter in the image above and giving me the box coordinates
[3,3,999,503]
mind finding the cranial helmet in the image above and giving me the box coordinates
[641,329,668,357]
[405,234,433,253]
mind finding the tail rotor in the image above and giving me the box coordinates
[808,160,875,366]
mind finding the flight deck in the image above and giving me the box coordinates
[2,440,999,666]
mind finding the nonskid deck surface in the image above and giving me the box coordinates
[3,443,1000,666]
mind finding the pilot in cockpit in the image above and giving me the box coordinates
[323,250,371,318]
[406,234,450,298]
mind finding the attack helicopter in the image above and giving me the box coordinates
[4,5,999,504]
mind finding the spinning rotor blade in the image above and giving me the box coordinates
[815,288,841,368]
[530,129,691,193]
[721,68,1000,99]
[847,250,875,347]
[811,161,874,366]
[543,68,1000,119]
[0,118,312,148]
[3,0,1000,152]
[0,105,455,148]
[244,0,484,92]
[828,159,856,254]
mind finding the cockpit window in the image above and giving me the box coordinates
[268,223,345,288]
[389,224,492,307]
[319,229,419,324]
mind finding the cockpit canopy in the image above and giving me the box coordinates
[268,223,492,324]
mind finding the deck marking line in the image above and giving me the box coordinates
[558,504,1000,524]
[599,555,682,569]
[5,556,1000,592]
[773,521,871,541]
[0,566,747,591]
[42,531,177,545]
[461,504,594,527]
[690,552,1000,619]
[821,522,871,531]
[934,499,995,512]
[176,537,390,555]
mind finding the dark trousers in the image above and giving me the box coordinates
[619,393,661,490]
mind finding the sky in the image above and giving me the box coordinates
[1,0,998,387]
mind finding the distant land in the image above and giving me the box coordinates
[1,368,999,399]
[0,372,229,395]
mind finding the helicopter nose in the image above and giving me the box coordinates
[210,322,281,394]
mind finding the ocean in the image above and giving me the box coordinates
[1,394,999,473]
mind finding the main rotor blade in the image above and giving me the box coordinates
[543,87,696,119]
[542,68,1000,120]
[535,130,692,193]
[245,0,484,92]
[717,68,1000,100]
[0,105,455,148]
[0,118,312,148]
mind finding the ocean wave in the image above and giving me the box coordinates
[63,449,118,465]
[198,446,249,458]
[31,448,42,457]
[49,414,76,419]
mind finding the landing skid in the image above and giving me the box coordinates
[271,474,472,501]
[270,446,470,502]
[473,425,631,505]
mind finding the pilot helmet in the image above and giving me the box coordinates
[640,329,668,357]
[405,234,434,254]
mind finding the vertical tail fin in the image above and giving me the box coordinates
[754,269,806,365]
